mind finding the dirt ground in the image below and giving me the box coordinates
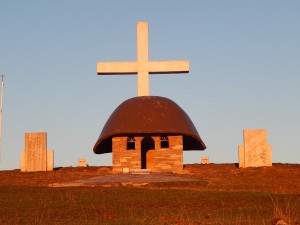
[0,163,299,194]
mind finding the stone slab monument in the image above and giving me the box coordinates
[20,132,54,172]
[238,129,272,168]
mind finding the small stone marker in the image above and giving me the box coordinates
[78,158,87,167]
[20,132,54,172]
[238,129,272,168]
[201,156,209,164]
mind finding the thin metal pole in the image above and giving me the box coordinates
[0,75,5,163]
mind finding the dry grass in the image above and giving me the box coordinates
[0,163,299,225]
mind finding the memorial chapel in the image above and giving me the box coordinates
[93,22,206,173]
[93,96,206,173]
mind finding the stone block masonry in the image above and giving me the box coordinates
[112,137,141,173]
[154,136,183,173]
[112,135,183,173]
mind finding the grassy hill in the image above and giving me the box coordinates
[0,163,299,224]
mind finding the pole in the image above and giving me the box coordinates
[0,75,4,162]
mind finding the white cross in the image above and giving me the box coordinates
[97,21,189,96]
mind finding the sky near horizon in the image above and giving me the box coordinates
[0,1,299,170]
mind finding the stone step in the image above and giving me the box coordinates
[131,169,152,174]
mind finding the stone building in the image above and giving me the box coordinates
[93,96,206,173]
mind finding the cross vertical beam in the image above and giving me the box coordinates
[137,22,149,96]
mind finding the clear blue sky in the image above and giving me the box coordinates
[0,1,299,170]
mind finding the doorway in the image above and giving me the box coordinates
[141,136,155,169]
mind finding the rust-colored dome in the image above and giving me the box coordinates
[93,96,206,154]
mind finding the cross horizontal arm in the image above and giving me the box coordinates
[148,60,189,74]
[97,62,138,75]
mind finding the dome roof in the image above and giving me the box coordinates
[93,96,206,154]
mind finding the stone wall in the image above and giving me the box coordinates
[112,137,142,173]
[112,135,183,173]
[153,136,183,173]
